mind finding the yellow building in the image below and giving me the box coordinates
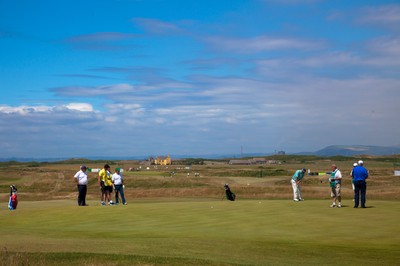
[154,155,171,165]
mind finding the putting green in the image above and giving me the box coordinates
[1,199,399,265]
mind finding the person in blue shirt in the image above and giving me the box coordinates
[352,160,369,208]
[291,168,306,201]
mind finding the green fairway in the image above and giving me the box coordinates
[1,199,399,265]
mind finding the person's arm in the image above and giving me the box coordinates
[296,173,302,184]
[98,171,102,187]
[333,171,342,181]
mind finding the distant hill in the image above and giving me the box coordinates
[299,145,400,156]
[2,146,400,162]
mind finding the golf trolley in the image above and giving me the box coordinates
[223,184,236,201]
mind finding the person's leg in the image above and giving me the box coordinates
[120,187,126,204]
[360,181,367,208]
[82,185,87,206]
[77,185,82,206]
[106,190,111,203]
[100,182,106,205]
[354,182,360,208]
[115,185,120,204]
[297,184,302,200]
[337,184,341,207]
[330,187,336,207]
[107,186,113,203]
[291,180,298,200]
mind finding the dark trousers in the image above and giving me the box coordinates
[77,184,87,206]
[114,185,126,204]
[354,180,366,208]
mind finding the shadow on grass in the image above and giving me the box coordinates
[325,204,376,209]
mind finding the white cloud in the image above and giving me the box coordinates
[65,103,93,112]
[0,105,52,115]
[2,2,400,158]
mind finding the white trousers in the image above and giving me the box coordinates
[291,179,302,200]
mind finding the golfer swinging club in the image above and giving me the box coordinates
[291,168,306,201]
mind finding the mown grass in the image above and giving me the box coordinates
[0,157,399,265]
[1,199,399,265]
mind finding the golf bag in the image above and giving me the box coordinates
[224,184,236,201]
[8,185,18,210]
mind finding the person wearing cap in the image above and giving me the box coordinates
[73,165,89,206]
[350,162,358,192]
[329,164,342,208]
[352,160,369,208]
[112,168,127,205]
[291,168,306,201]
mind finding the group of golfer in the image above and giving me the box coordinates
[74,161,369,207]
[291,160,369,208]
[73,164,127,206]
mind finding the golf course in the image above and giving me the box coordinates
[1,155,399,265]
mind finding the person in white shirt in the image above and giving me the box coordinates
[329,164,342,208]
[112,168,127,205]
[74,165,89,206]
[350,162,357,191]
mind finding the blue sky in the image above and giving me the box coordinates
[1,0,399,159]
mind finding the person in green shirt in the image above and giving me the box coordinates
[329,164,342,208]
[291,168,306,201]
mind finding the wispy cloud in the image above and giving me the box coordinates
[365,36,400,56]
[261,0,322,5]
[62,32,138,51]
[52,84,138,97]
[65,32,137,42]
[358,4,400,25]
[2,1,400,158]
[132,18,185,34]
[203,35,325,53]
[54,74,118,80]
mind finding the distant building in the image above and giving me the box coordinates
[251,158,267,164]
[154,155,172,165]
[229,158,279,165]
[229,159,252,165]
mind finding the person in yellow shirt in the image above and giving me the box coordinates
[98,164,113,205]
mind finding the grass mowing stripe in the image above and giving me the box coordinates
[0,251,239,266]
